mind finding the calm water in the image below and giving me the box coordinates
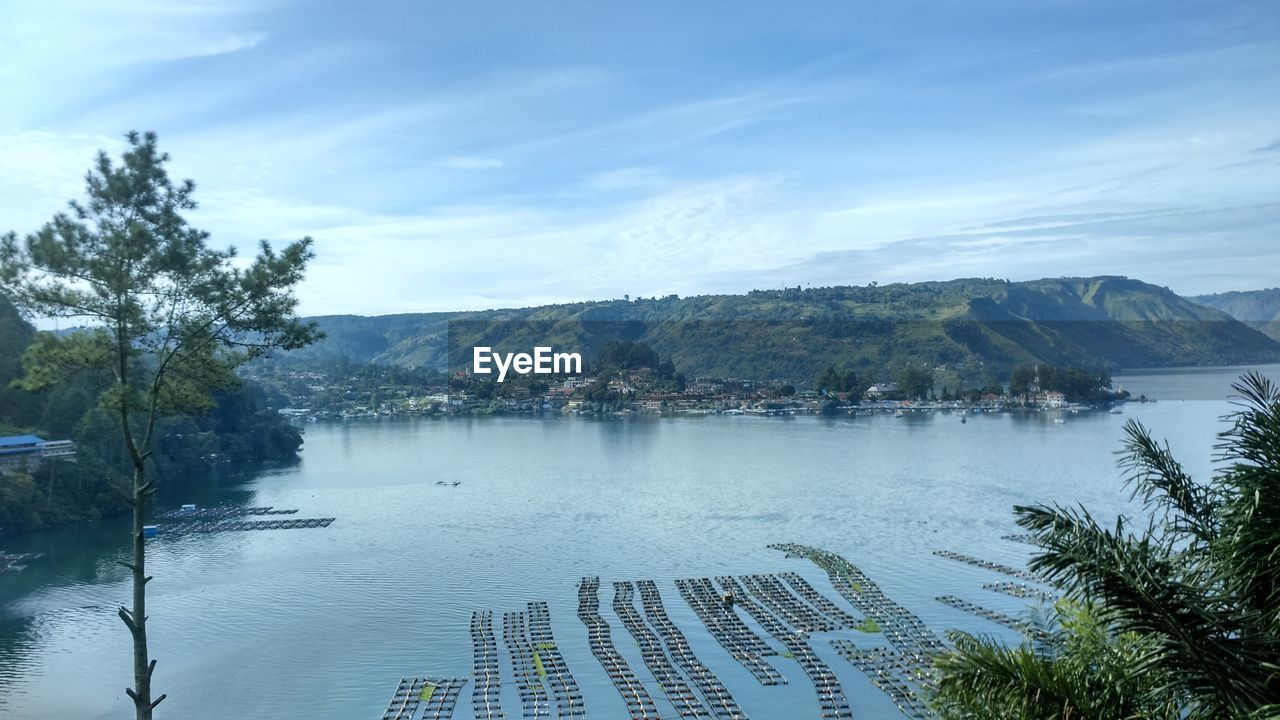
[1,364,1276,719]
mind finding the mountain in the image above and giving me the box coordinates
[1191,288,1280,340]
[289,276,1280,384]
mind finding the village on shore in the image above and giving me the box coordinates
[258,361,1137,422]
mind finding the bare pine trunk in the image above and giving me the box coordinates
[122,464,163,718]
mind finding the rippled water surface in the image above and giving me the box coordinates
[1,364,1275,719]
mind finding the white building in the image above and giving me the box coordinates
[0,436,76,474]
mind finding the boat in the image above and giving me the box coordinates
[894,409,905,418]
[1109,407,1123,414]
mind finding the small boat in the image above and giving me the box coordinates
[894,410,904,418]
[960,416,966,424]
[1053,417,1066,424]
[1109,407,1123,414]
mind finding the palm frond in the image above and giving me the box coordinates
[1119,419,1218,542]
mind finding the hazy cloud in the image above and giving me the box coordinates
[1,1,1278,315]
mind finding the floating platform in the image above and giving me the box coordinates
[502,608,551,718]
[577,577,660,719]
[612,581,711,718]
[713,576,852,719]
[830,643,932,719]
[526,601,586,719]
[422,677,468,720]
[769,543,944,716]
[381,676,467,720]
[155,505,299,521]
[778,572,861,628]
[470,610,504,720]
[770,544,945,657]
[675,577,784,686]
[932,549,1042,582]
[153,517,335,536]
[936,595,1049,641]
[636,579,746,720]
[982,581,1056,602]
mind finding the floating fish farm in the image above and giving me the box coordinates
[501,597,586,712]
[381,676,467,720]
[935,595,1049,642]
[635,579,746,720]
[769,543,946,715]
[154,505,299,521]
[470,610,503,720]
[578,576,660,719]
[983,581,1056,601]
[612,580,710,718]
[152,516,335,536]
[932,549,1042,582]
[711,575,853,719]
[830,643,933,719]
[526,601,586,719]
[675,577,783,686]
[365,543,1055,720]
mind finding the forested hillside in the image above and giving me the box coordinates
[286,276,1280,383]
[0,295,307,535]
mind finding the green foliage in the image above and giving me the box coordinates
[1009,363,1115,402]
[895,365,934,400]
[0,294,306,535]
[596,340,661,371]
[936,602,1179,719]
[935,372,1280,719]
[815,365,859,393]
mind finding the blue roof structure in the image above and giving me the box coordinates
[0,435,45,455]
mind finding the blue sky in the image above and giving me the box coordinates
[1,0,1277,316]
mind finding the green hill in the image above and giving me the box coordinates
[290,276,1280,383]
[1191,288,1280,340]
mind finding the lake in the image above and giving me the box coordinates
[1,364,1276,719]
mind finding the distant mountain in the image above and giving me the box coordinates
[289,276,1280,384]
[1191,288,1280,340]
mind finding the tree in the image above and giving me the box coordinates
[0,132,318,719]
[895,365,933,401]
[934,372,1280,718]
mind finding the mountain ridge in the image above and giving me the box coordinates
[1191,288,1280,340]
[288,276,1280,383]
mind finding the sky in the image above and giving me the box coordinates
[1,0,1278,316]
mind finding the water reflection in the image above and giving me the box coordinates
[0,364,1275,719]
